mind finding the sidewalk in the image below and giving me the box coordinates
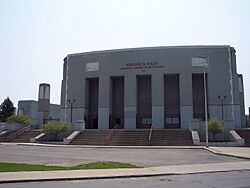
[1,161,250,183]
[205,147,250,159]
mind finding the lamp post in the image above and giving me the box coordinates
[191,56,209,147]
[203,64,208,147]
[68,99,75,124]
[218,95,226,122]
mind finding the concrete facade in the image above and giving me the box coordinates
[60,46,245,129]
[18,83,60,128]
[18,100,60,128]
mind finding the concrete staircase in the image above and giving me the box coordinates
[71,129,193,146]
[0,130,16,142]
[71,130,109,145]
[150,129,193,146]
[236,129,250,147]
[9,130,42,143]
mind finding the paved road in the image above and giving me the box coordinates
[0,144,247,167]
[1,171,250,188]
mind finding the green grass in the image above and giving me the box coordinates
[69,162,139,170]
[0,162,140,172]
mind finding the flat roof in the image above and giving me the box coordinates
[18,100,37,103]
[67,45,231,57]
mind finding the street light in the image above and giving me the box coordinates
[218,95,226,121]
[203,63,209,148]
[68,99,76,124]
[192,56,209,147]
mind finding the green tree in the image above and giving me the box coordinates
[42,121,70,141]
[208,118,224,141]
[0,97,15,122]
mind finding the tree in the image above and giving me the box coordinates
[208,118,224,141]
[0,97,15,122]
[42,121,70,141]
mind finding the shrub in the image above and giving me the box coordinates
[42,121,70,141]
[7,115,31,125]
[208,118,224,141]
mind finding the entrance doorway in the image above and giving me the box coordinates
[86,78,99,129]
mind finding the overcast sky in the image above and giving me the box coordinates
[0,0,249,113]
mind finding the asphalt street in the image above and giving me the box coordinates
[0,144,247,167]
[1,171,250,188]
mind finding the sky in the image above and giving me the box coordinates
[0,0,249,113]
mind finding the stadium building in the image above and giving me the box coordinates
[60,46,245,131]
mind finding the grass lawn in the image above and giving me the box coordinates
[0,162,140,172]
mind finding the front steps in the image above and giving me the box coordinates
[70,129,193,146]
[236,129,250,147]
[0,130,16,142]
[8,130,42,143]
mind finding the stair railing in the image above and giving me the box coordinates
[7,124,32,141]
[149,124,153,141]
[105,124,120,144]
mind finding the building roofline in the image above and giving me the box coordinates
[66,45,231,58]
[18,100,38,103]
[50,103,60,106]
[39,83,50,87]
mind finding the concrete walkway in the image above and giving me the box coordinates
[206,147,250,159]
[1,161,250,183]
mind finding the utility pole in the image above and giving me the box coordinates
[203,65,208,147]
[191,56,209,147]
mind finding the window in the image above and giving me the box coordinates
[165,117,179,124]
[172,117,179,124]
[165,118,172,124]
[141,118,152,124]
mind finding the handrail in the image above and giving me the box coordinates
[105,124,119,142]
[149,124,153,141]
[7,124,32,141]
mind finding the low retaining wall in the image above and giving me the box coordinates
[63,131,81,144]
[191,129,244,147]
[33,131,72,143]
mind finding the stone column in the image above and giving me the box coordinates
[124,75,136,129]
[152,73,164,128]
[38,83,50,122]
[98,76,110,129]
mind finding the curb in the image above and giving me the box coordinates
[204,147,250,160]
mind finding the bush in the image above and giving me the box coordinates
[7,115,31,125]
[208,118,224,141]
[42,121,70,141]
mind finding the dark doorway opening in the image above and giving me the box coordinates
[192,74,209,120]
[164,74,181,129]
[136,75,152,129]
[86,78,99,129]
[110,77,124,129]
